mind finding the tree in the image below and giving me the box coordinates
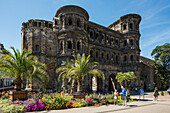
[151,43,170,86]
[0,47,49,91]
[116,72,136,89]
[153,61,170,86]
[151,43,170,70]
[56,53,105,92]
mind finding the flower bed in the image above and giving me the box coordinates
[42,93,71,110]
[0,91,136,112]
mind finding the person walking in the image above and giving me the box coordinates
[114,89,118,105]
[153,87,159,101]
[126,89,130,102]
[121,86,127,106]
[139,88,144,99]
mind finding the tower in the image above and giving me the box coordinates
[108,14,141,69]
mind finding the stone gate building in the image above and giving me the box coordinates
[21,5,156,92]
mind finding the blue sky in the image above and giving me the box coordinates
[0,0,170,59]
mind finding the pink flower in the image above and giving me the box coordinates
[85,98,93,103]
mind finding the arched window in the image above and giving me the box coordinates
[45,22,48,27]
[38,22,41,27]
[124,56,127,62]
[68,18,72,25]
[115,39,118,45]
[116,56,118,64]
[130,39,133,45]
[90,31,93,38]
[102,34,104,41]
[67,41,72,49]
[124,40,127,46]
[77,19,80,27]
[130,55,133,61]
[96,51,99,58]
[77,41,80,50]
[123,24,127,30]
[55,19,57,25]
[101,53,104,59]
[106,36,109,43]
[130,23,133,29]
[49,47,52,51]
[35,45,39,51]
[107,54,109,60]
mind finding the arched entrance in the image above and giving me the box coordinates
[97,77,103,92]
[92,77,97,92]
[91,77,103,93]
[108,74,117,92]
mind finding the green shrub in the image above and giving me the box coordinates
[0,99,26,113]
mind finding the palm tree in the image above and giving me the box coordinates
[0,47,49,91]
[56,53,105,92]
[24,55,49,91]
[116,72,136,89]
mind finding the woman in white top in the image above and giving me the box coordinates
[114,89,119,105]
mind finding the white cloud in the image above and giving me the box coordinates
[144,5,170,20]
[142,30,170,48]
[141,21,170,30]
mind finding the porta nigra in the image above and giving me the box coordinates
[21,5,158,93]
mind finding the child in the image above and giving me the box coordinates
[114,89,119,105]
[153,87,159,101]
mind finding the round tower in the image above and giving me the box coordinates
[53,5,89,32]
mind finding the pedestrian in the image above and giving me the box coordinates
[126,89,130,102]
[121,86,127,106]
[139,88,144,99]
[153,87,159,101]
[114,89,118,105]
[135,87,138,93]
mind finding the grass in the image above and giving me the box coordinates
[151,91,169,95]
[108,96,136,104]
[160,91,169,94]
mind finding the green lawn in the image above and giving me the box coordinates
[151,91,169,95]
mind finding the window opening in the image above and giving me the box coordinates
[130,23,133,29]
[77,19,80,27]
[77,41,80,50]
[35,45,39,52]
[68,41,72,49]
[130,39,133,45]
[68,18,72,25]
[130,55,133,61]
[123,24,127,30]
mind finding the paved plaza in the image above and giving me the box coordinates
[29,93,170,113]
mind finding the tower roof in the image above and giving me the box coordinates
[108,14,141,28]
[55,5,89,20]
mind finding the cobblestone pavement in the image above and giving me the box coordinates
[30,93,170,113]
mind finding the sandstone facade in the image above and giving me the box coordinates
[21,5,155,92]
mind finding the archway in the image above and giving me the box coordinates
[91,77,103,93]
[97,77,103,93]
[92,77,97,92]
[108,74,117,92]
